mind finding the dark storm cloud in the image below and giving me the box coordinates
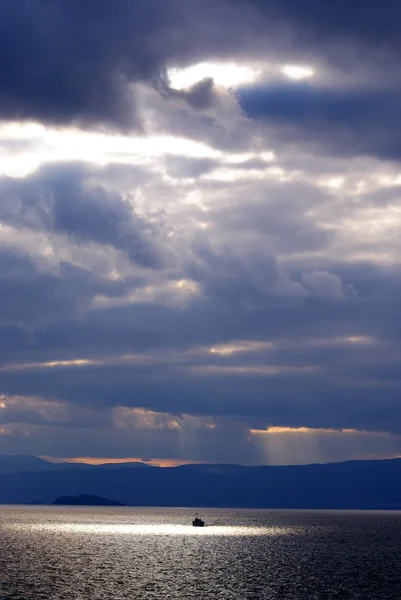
[0,163,164,268]
[246,0,401,60]
[2,0,401,463]
[1,0,398,131]
[240,0,401,161]
[0,156,400,447]
[240,84,387,124]
[1,335,401,436]
[229,0,401,160]
[0,249,95,328]
[0,163,167,333]
[1,251,401,436]
[0,0,177,128]
[0,0,255,129]
[239,83,401,159]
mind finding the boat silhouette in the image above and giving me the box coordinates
[192,513,205,527]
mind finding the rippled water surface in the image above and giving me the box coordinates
[1,506,401,599]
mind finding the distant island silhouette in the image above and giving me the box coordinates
[3,455,401,509]
[52,494,126,506]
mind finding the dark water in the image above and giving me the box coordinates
[1,506,401,599]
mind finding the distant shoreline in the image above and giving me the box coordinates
[52,494,126,506]
[2,504,401,512]
[2,456,401,509]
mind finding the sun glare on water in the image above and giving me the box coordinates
[13,523,298,537]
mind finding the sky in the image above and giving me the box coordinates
[1,0,401,467]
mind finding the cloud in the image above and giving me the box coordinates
[0,152,400,456]
[197,178,332,255]
[0,393,110,428]
[0,394,67,426]
[1,1,401,465]
[246,0,401,71]
[0,248,95,327]
[0,0,185,129]
[0,0,262,129]
[0,162,165,268]
[166,78,217,111]
[239,82,401,159]
[0,0,399,134]
[301,270,356,300]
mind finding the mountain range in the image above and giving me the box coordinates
[1,454,401,509]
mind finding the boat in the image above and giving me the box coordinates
[192,514,205,527]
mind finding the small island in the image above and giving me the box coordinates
[52,494,126,506]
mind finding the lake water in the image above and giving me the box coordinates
[1,506,400,599]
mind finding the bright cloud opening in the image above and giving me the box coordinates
[209,341,274,355]
[281,64,314,80]
[0,121,221,177]
[168,62,260,90]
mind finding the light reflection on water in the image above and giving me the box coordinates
[10,523,297,536]
[2,507,401,599]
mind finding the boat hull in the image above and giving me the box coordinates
[192,518,205,527]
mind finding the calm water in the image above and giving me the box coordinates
[1,506,401,599]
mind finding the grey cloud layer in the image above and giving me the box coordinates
[0,0,178,128]
[0,0,256,129]
[1,0,401,463]
[1,159,401,436]
[0,163,165,269]
[1,0,399,136]
[0,249,96,328]
[238,83,401,159]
